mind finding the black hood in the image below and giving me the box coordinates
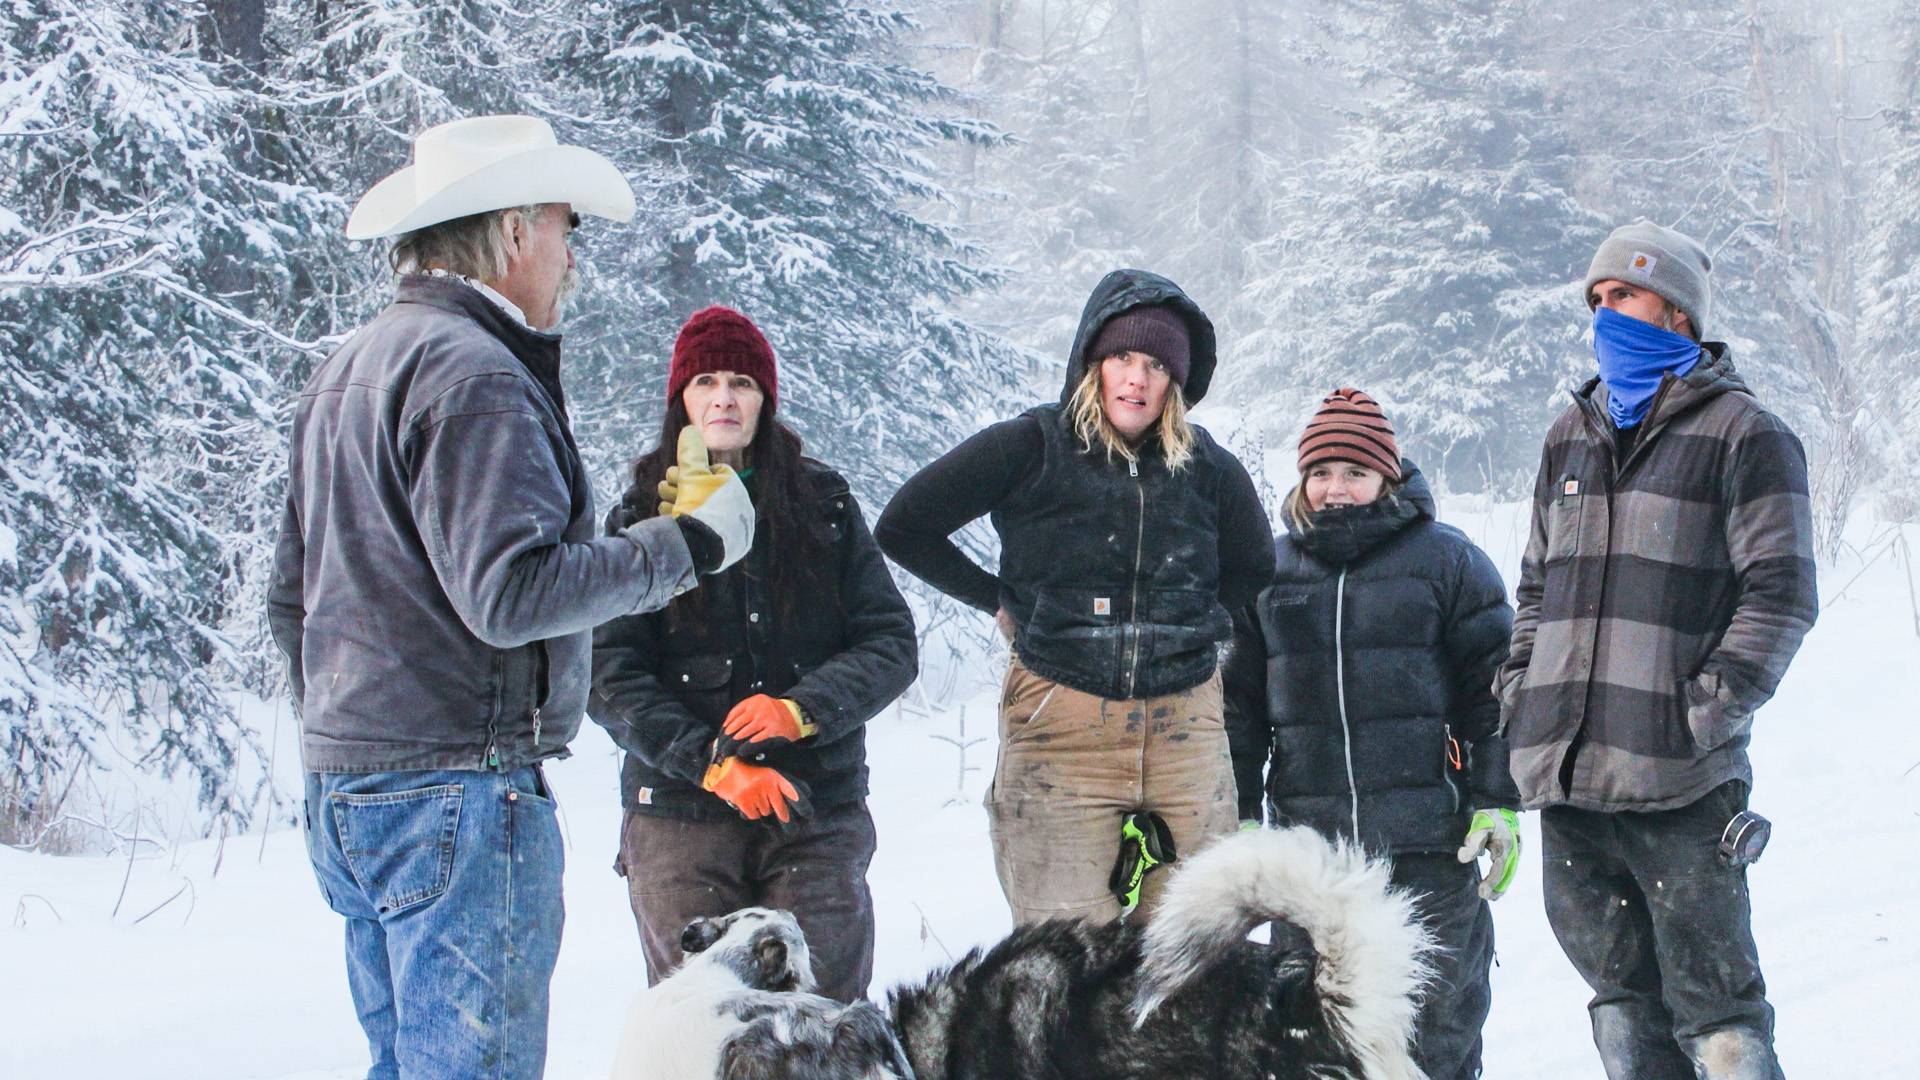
[1060,268,1218,406]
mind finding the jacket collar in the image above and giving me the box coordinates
[1286,460,1433,566]
[1575,340,1744,440]
[393,273,567,415]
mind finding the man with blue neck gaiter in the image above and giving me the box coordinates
[1495,221,1818,1080]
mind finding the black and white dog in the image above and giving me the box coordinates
[885,824,1434,1080]
[608,907,913,1080]
[619,825,1429,1079]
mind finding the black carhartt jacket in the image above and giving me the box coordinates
[875,269,1273,699]
[591,460,916,819]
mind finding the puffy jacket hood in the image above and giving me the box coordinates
[1285,460,1433,566]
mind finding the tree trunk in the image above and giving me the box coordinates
[199,0,267,75]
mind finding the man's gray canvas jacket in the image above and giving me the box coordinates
[269,275,696,772]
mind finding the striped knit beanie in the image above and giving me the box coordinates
[668,306,778,413]
[1297,387,1402,481]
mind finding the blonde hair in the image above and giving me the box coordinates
[1283,485,1314,534]
[1066,363,1197,472]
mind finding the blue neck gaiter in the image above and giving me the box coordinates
[1591,306,1702,429]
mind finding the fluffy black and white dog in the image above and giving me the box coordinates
[609,907,913,1080]
[618,826,1429,1080]
[886,824,1435,1080]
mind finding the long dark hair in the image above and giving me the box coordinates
[625,396,831,623]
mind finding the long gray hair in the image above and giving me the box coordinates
[388,203,550,279]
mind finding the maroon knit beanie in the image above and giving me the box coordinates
[1298,387,1402,481]
[1088,305,1192,389]
[668,306,777,413]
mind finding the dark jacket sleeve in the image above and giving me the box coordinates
[1700,410,1819,721]
[404,373,697,648]
[1494,442,1554,723]
[1223,598,1275,822]
[873,416,1039,614]
[785,492,919,747]
[1214,450,1278,610]
[588,503,715,786]
[1443,537,1519,809]
[266,488,306,706]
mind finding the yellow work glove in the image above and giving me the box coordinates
[658,426,753,571]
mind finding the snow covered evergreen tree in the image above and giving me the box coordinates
[0,0,342,832]
[1130,0,1323,356]
[551,2,1028,504]
[930,0,1149,366]
[1232,0,1603,494]
[1859,2,1920,513]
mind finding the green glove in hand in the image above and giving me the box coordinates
[659,426,753,572]
[1457,808,1521,901]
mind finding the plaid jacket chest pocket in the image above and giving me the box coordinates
[1544,478,1590,564]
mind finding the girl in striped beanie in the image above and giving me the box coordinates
[1225,384,1520,1078]
[1282,387,1403,531]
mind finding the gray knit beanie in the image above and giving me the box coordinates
[1583,221,1712,339]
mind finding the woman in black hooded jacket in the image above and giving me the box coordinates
[1223,387,1519,1080]
[876,269,1275,926]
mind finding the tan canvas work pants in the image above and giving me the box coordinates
[985,655,1238,927]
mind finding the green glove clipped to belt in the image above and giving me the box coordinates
[1109,810,1178,915]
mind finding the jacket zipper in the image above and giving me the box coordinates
[1124,458,1145,699]
[1334,566,1361,840]
[531,641,549,748]
[1569,394,1622,802]
[1442,723,1461,812]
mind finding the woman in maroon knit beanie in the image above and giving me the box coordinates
[590,305,917,1003]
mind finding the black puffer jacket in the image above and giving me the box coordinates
[589,460,917,820]
[875,269,1274,699]
[1223,465,1519,856]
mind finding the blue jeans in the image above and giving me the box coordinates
[303,767,565,1079]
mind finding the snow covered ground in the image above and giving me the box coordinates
[5,503,1918,1078]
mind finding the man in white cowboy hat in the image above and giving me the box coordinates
[268,115,754,1078]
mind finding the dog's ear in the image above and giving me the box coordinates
[753,933,791,990]
[681,916,724,956]
[1265,952,1322,1031]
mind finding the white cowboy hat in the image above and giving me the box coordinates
[345,115,636,240]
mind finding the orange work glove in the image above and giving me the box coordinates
[721,694,816,751]
[701,757,802,823]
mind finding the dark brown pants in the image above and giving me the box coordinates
[615,801,877,1002]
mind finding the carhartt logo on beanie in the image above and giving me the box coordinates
[1298,387,1402,481]
[1087,305,1192,389]
[1583,221,1712,340]
[668,306,777,412]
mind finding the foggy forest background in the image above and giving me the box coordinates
[3,0,1917,843]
